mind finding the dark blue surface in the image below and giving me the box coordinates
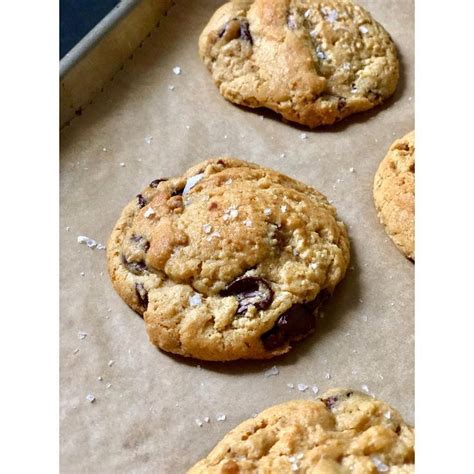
[60,0,119,58]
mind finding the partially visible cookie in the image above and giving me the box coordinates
[199,0,399,128]
[188,388,415,473]
[373,131,415,260]
[107,158,349,361]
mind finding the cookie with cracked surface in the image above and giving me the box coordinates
[188,388,414,473]
[107,158,349,361]
[373,131,415,260]
[199,0,399,128]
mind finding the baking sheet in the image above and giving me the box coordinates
[60,0,414,472]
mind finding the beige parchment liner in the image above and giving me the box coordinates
[60,1,414,472]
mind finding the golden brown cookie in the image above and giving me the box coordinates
[373,131,415,260]
[199,0,399,128]
[107,158,349,361]
[188,389,415,473]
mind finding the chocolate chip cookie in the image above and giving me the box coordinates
[188,388,415,473]
[373,131,415,260]
[107,158,349,361]
[199,0,399,128]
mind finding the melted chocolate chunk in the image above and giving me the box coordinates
[322,396,339,410]
[261,290,330,351]
[171,185,185,197]
[149,178,167,188]
[337,97,347,111]
[221,277,273,315]
[239,20,253,43]
[122,255,147,275]
[368,90,381,102]
[130,234,150,253]
[135,283,148,309]
[217,19,253,44]
[136,194,147,208]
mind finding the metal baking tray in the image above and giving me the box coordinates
[60,0,173,127]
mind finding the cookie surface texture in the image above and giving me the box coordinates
[199,0,399,128]
[373,131,415,260]
[188,389,415,473]
[107,158,349,361]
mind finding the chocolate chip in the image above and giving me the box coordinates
[395,425,401,435]
[368,90,381,102]
[122,255,147,275]
[130,234,150,253]
[260,290,330,350]
[239,20,253,43]
[221,277,273,315]
[337,97,347,111]
[171,185,185,196]
[149,178,167,188]
[136,194,147,208]
[322,396,339,410]
[135,283,148,309]
[217,19,252,44]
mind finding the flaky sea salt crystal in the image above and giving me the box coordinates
[189,293,202,307]
[280,153,286,158]
[119,162,125,167]
[202,224,212,234]
[78,331,88,340]
[265,366,279,377]
[216,414,226,421]
[77,236,98,249]
[86,393,95,403]
[280,205,288,213]
[359,25,369,34]
[371,456,389,472]
[144,136,153,144]
[168,85,175,90]
[316,46,326,60]
[311,385,319,395]
[243,219,253,227]
[108,360,115,367]
[229,208,239,219]
[361,384,370,393]
[287,383,295,389]
[263,208,272,216]
[384,411,392,419]
[325,372,331,380]
[144,207,155,219]
[304,9,312,18]
[183,173,204,196]
[195,419,203,427]
[310,262,319,270]
[349,167,355,173]
[204,416,210,423]
[287,14,297,30]
[300,133,308,140]
[325,9,338,23]
[172,66,182,75]
[297,383,308,392]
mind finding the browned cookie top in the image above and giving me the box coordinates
[373,131,415,260]
[107,158,349,361]
[199,0,399,128]
[188,389,414,473]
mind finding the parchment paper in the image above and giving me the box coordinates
[60,1,414,472]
